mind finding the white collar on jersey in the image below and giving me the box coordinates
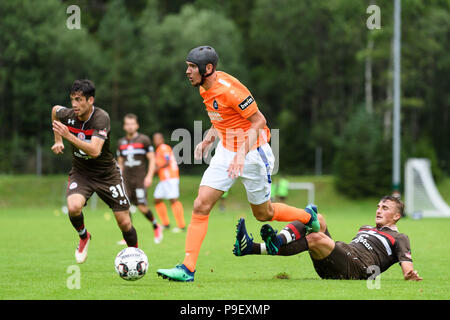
[81,106,95,130]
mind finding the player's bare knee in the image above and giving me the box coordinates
[117,218,132,232]
[253,211,271,222]
[306,232,325,249]
[67,203,83,215]
[193,196,213,215]
[251,202,273,222]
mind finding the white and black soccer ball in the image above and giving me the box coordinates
[114,247,148,281]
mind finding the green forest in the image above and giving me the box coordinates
[0,0,448,197]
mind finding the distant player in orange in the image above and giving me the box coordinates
[157,46,320,282]
[152,132,186,233]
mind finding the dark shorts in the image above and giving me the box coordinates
[311,241,369,280]
[66,167,130,212]
[123,175,148,206]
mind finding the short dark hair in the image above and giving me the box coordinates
[380,195,404,216]
[71,79,95,98]
[124,113,138,123]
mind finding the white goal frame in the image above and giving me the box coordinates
[288,182,315,205]
[404,158,450,218]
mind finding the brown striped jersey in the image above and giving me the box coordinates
[116,133,154,180]
[349,225,413,273]
[55,106,116,176]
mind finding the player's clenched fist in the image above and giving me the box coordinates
[51,141,64,154]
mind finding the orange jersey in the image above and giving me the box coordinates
[155,144,179,181]
[199,71,270,152]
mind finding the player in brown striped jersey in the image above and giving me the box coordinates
[117,114,163,244]
[51,79,139,264]
[234,196,423,281]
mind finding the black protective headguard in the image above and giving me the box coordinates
[186,46,219,81]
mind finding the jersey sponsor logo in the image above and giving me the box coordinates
[68,119,75,125]
[351,234,373,251]
[74,149,93,160]
[238,95,255,110]
[356,230,393,256]
[213,99,219,110]
[122,149,146,156]
[207,110,223,121]
[124,156,142,168]
[123,144,143,167]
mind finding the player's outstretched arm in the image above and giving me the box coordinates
[51,106,64,154]
[401,261,423,281]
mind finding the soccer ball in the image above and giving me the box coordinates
[114,247,148,281]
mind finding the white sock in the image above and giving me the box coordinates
[260,243,267,255]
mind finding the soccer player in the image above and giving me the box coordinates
[51,79,138,264]
[117,113,163,244]
[156,46,319,282]
[233,196,423,281]
[152,132,186,233]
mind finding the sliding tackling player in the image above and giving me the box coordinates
[234,196,422,281]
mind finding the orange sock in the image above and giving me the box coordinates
[171,201,185,229]
[155,202,170,226]
[271,202,311,224]
[183,213,209,272]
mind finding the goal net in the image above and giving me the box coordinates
[404,158,450,218]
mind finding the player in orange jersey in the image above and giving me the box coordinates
[152,133,186,233]
[157,46,319,282]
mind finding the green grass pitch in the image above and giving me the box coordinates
[0,175,449,300]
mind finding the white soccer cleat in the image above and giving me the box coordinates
[75,232,91,264]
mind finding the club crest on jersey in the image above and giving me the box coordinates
[77,132,85,140]
[213,100,219,110]
[238,95,255,110]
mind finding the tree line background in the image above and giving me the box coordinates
[0,0,448,197]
